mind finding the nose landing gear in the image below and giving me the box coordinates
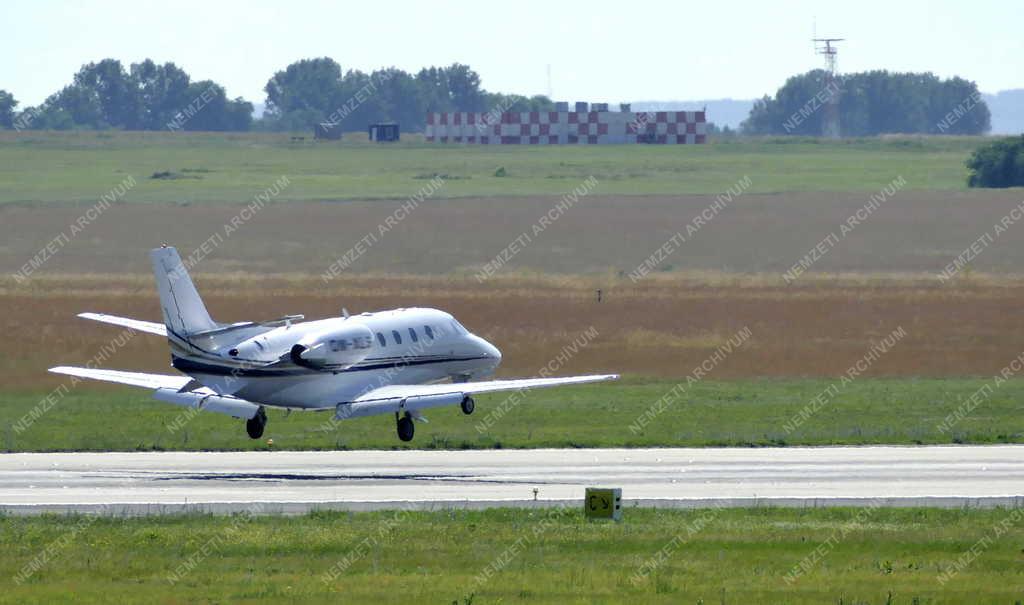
[460,396,475,415]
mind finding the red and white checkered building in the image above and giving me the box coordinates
[425,110,707,144]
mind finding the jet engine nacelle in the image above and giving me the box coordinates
[290,325,375,369]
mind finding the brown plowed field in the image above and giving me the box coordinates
[5,193,1024,388]
[5,273,1023,389]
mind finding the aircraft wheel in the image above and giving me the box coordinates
[396,413,415,442]
[246,406,267,439]
[460,396,475,415]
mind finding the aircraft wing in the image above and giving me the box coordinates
[351,374,619,403]
[49,366,191,390]
[78,312,167,336]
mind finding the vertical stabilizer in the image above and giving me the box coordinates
[150,246,217,335]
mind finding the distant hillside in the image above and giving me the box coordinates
[631,99,754,129]
[983,90,1024,134]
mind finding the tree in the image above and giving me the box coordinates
[131,59,192,130]
[34,85,104,129]
[774,70,831,135]
[444,63,486,112]
[413,64,487,114]
[742,70,990,136]
[966,136,1024,188]
[171,81,252,131]
[259,60,494,132]
[330,69,386,128]
[373,67,427,131]
[71,59,141,128]
[264,57,343,118]
[931,76,990,135]
[492,93,555,113]
[14,58,252,131]
[415,66,453,113]
[739,95,783,135]
[0,90,16,128]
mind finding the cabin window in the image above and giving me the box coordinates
[392,330,402,345]
[408,327,418,342]
[424,325,434,339]
[376,332,386,347]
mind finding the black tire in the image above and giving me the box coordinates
[397,414,415,442]
[246,406,267,439]
[460,396,475,415]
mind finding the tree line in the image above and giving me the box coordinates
[741,69,990,136]
[0,60,992,136]
[3,59,252,131]
[261,58,554,132]
[0,58,552,133]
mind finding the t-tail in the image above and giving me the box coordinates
[150,246,217,336]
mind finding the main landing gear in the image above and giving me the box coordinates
[395,397,475,442]
[396,412,415,442]
[246,406,267,439]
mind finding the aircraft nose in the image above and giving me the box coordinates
[479,337,502,365]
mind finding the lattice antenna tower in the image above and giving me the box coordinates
[813,38,843,75]
[812,37,844,138]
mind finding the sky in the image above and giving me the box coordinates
[2,0,1021,108]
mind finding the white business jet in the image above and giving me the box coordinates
[50,246,617,442]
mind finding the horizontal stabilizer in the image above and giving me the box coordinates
[49,367,261,420]
[49,366,189,390]
[78,313,166,336]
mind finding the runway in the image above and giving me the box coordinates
[2,446,1023,515]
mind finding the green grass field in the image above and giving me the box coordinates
[3,507,1022,604]
[3,378,1020,451]
[0,131,983,205]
